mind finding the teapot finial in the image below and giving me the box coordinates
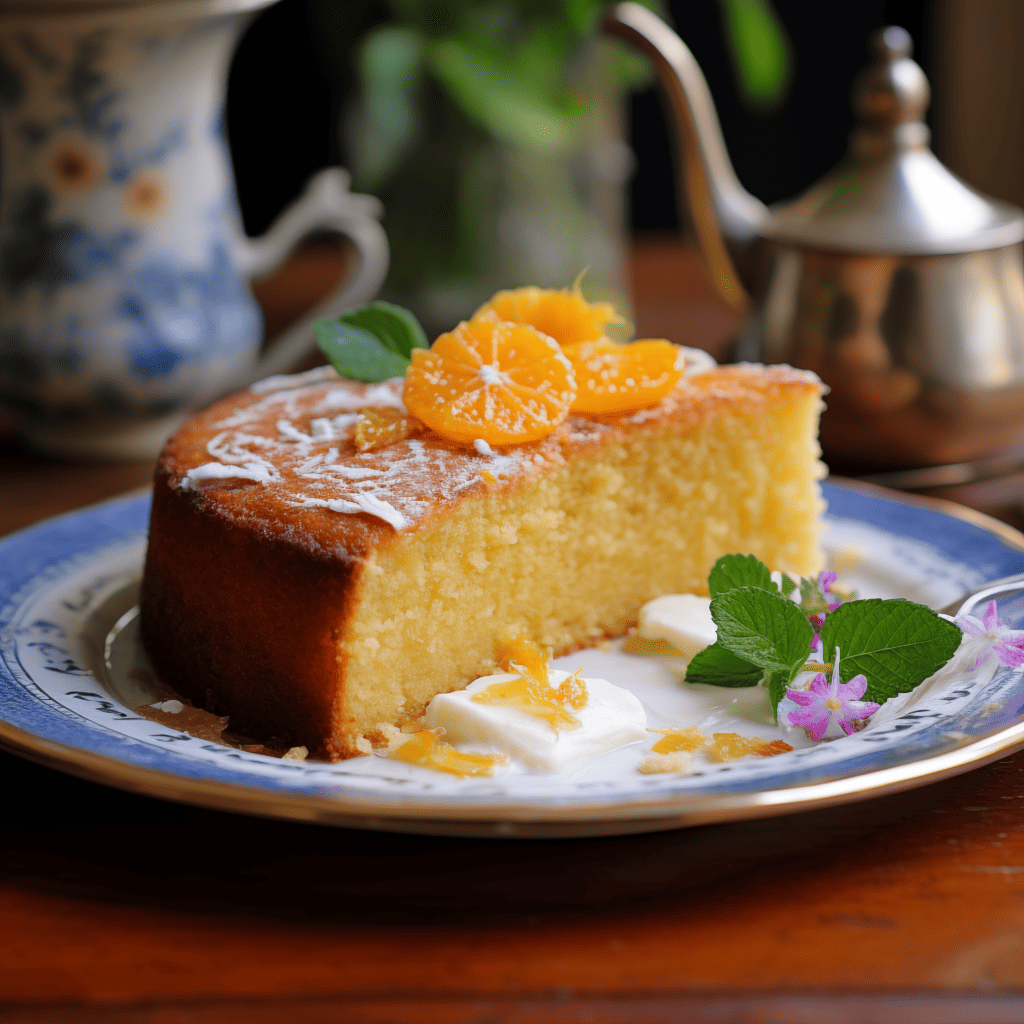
[853,26,930,150]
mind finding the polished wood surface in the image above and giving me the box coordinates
[3,241,1024,1023]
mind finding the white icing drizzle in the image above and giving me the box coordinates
[249,364,339,395]
[294,494,408,531]
[277,419,313,444]
[679,346,717,375]
[182,462,276,489]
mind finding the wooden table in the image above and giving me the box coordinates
[3,241,1024,1024]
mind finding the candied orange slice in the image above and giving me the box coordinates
[708,733,767,762]
[352,407,422,451]
[473,284,622,347]
[403,318,576,445]
[563,338,685,414]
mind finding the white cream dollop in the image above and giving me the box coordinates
[638,593,716,658]
[425,669,647,772]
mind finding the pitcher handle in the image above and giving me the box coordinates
[238,167,390,381]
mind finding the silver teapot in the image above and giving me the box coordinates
[604,4,1024,472]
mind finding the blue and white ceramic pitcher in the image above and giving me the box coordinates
[0,0,389,459]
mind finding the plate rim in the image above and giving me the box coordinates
[3,711,1024,836]
[3,478,1024,837]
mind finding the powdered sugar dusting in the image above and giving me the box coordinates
[174,378,553,532]
[322,382,406,412]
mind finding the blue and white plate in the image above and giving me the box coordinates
[2,480,1024,839]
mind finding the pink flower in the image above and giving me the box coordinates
[818,571,843,612]
[808,611,827,652]
[955,599,1024,669]
[785,648,880,741]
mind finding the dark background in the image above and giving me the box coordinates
[226,0,932,239]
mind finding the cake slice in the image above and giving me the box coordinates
[140,363,825,760]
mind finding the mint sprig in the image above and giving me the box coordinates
[315,301,428,382]
[708,553,773,597]
[711,586,815,680]
[683,553,962,724]
[685,643,765,688]
[819,599,963,705]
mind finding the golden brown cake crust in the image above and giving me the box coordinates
[142,474,361,759]
[141,364,824,760]
[155,364,822,549]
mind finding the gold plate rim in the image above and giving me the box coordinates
[2,713,1024,838]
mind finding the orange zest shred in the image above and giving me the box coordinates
[402,318,577,445]
[498,636,551,685]
[755,739,795,757]
[708,732,794,762]
[353,407,422,451]
[472,283,622,348]
[650,726,707,754]
[390,728,508,777]
[476,638,588,732]
[562,338,685,414]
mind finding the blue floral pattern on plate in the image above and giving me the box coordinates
[1,479,1023,838]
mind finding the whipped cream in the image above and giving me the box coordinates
[425,669,647,771]
[638,593,716,658]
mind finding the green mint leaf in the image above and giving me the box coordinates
[314,302,427,383]
[780,573,798,597]
[767,667,794,718]
[818,599,963,704]
[711,586,815,676]
[339,301,428,358]
[315,321,411,383]
[684,642,764,688]
[708,553,774,597]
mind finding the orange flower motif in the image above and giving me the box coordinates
[124,170,169,223]
[48,138,103,194]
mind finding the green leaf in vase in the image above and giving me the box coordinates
[352,26,426,189]
[428,34,578,152]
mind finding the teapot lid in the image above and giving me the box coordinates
[764,27,1024,255]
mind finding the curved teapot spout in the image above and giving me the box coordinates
[603,2,768,313]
